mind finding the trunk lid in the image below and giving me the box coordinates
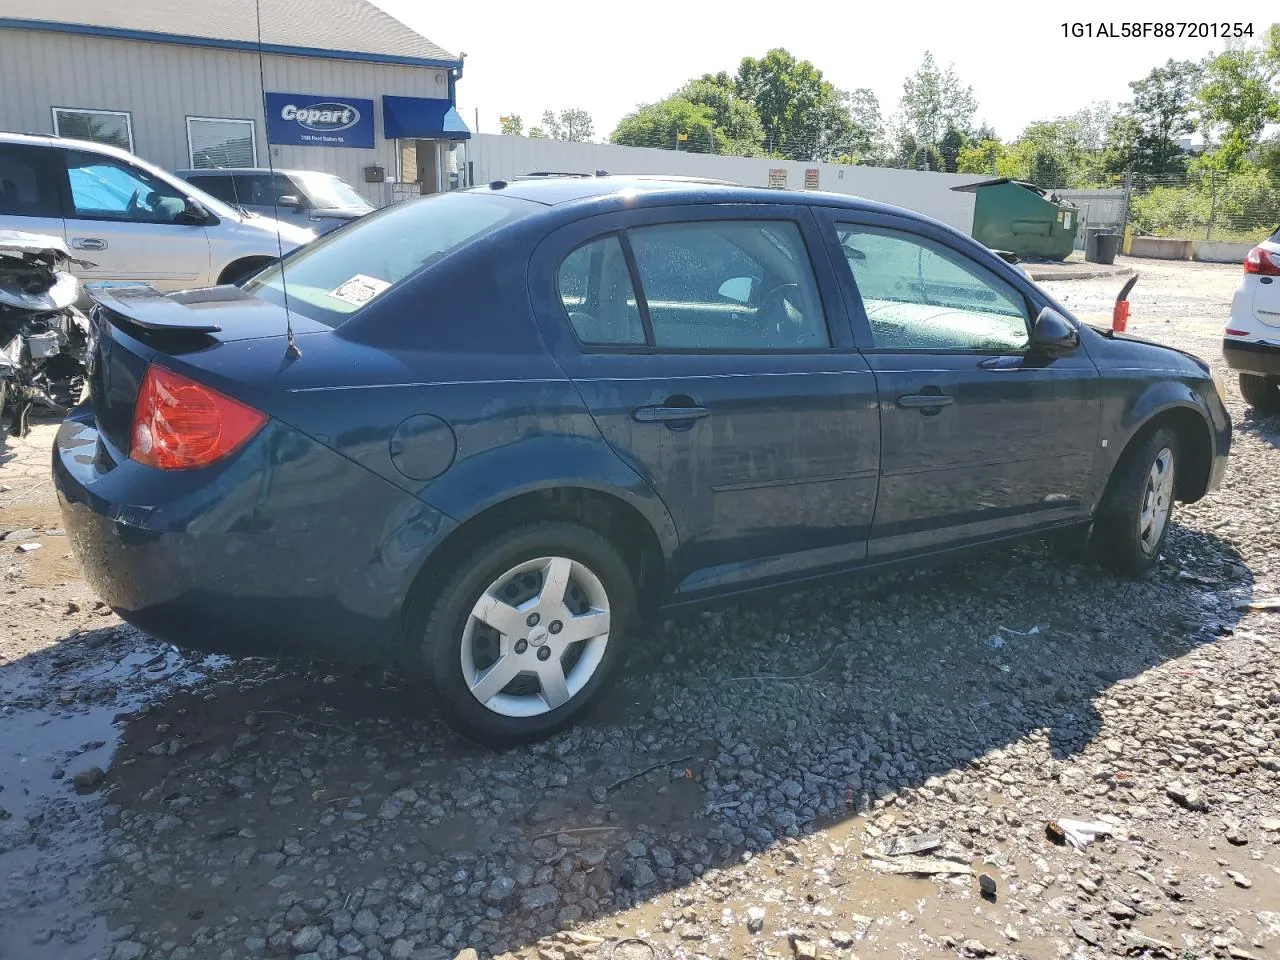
[84,282,323,453]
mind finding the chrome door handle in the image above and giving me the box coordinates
[632,405,711,423]
[72,238,107,251]
[896,393,954,409]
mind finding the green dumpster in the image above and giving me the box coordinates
[952,178,1078,262]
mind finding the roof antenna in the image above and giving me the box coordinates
[254,0,300,360]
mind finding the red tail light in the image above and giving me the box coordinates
[131,364,266,470]
[1244,246,1280,276]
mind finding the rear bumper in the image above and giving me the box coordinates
[53,410,454,661]
[1223,338,1280,377]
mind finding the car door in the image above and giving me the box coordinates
[530,204,881,599]
[816,210,1100,559]
[61,149,211,289]
[0,141,67,243]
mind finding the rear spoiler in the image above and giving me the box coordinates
[84,282,247,333]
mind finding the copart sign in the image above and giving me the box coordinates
[265,92,375,148]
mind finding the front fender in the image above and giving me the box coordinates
[1120,379,1210,434]
[1103,378,1225,502]
[420,433,680,560]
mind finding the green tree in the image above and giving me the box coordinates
[1198,45,1280,171]
[898,51,978,146]
[538,109,595,142]
[611,98,718,153]
[938,126,967,173]
[957,138,1006,175]
[843,88,885,162]
[679,74,766,154]
[733,48,858,160]
[1102,113,1142,176]
[1123,59,1201,174]
[558,108,594,143]
[499,114,523,136]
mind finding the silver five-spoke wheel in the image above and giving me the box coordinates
[1138,446,1175,556]
[461,556,612,718]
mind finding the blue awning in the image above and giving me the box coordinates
[382,96,471,140]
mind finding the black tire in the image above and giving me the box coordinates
[1092,426,1180,578]
[1239,373,1280,413]
[417,521,637,747]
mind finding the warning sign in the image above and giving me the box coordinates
[804,168,820,190]
[767,168,787,189]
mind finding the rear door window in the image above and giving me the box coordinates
[557,235,645,346]
[0,143,63,218]
[627,220,829,350]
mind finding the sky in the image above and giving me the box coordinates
[371,1,1261,143]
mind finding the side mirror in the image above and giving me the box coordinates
[718,276,755,304]
[1030,306,1080,358]
[276,194,303,209]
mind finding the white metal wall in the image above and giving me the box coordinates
[471,135,986,234]
[1055,189,1127,249]
[0,29,449,203]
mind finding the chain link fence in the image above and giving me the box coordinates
[1126,169,1280,243]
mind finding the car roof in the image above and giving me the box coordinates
[472,174,916,220]
[0,130,136,159]
[174,168,334,178]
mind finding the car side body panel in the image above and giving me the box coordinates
[51,180,1232,668]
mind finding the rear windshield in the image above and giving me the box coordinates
[244,191,537,327]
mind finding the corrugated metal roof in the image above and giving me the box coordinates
[3,0,457,64]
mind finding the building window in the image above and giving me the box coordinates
[186,117,257,169]
[52,107,133,152]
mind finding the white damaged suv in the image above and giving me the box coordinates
[1224,228,1280,413]
[0,132,314,294]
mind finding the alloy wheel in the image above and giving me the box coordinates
[1138,446,1175,556]
[460,556,612,718]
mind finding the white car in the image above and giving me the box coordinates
[0,132,314,293]
[1225,229,1280,412]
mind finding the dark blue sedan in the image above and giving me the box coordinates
[54,176,1231,745]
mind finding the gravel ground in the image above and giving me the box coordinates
[1,258,1277,960]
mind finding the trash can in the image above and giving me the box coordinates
[1085,227,1105,263]
[1095,232,1121,265]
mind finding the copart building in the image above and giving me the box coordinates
[0,0,472,202]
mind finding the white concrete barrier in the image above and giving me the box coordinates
[1192,241,1255,264]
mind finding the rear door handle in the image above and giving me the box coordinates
[71,238,107,251]
[633,405,711,423]
[896,393,954,409]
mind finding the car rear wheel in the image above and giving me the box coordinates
[1239,373,1280,413]
[417,522,636,746]
[1092,426,1179,578]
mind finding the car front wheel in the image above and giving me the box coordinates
[1239,373,1280,413]
[418,522,636,746]
[1093,426,1179,578]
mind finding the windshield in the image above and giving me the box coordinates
[243,191,537,327]
[298,173,374,210]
